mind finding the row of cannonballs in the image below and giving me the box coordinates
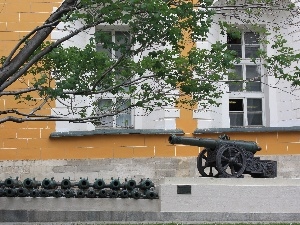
[0,177,158,199]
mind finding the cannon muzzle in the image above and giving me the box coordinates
[17,187,29,197]
[120,189,129,198]
[40,189,51,197]
[145,189,158,199]
[42,178,57,189]
[124,178,136,190]
[109,190,119,198]
[76,189,86,198]
[5,188,17,197]
[64,189,75,198]
[60,178,74,189]
[93,179,106,189]
[139,178,154,190]
[131,188,141,199]
[78,178,90,189]
[53,189,63,198]
[98,189,108,198]
[87,189,96,198]
[29,189,40,197]
[23,178,40,189]
[110,178,122,190]
[169,135,261,153]
[4,177,22,188]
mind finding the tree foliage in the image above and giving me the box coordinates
[0,0,299,124]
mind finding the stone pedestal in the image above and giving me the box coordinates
[160,177,300,213]
[1,177,300,223]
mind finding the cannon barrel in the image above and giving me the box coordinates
[78,178,90,189]
[42,178,57,189]
[64,189,76,198]
[23,178,40,189]
[169,135,261,153]
[109,178,122,190]
[60,178,75,189]
[4,177,22,188]
[93,179,106,189]
[123,178,136,190]
[138,178,154,190]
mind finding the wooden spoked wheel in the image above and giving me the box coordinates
[197,149,218,177]
[216,144,246,178]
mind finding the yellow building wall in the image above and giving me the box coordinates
[0,0,299,161]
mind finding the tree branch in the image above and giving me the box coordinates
[0,0,79,86]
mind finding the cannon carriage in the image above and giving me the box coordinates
[169,134,277,178]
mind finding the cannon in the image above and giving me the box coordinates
[4,177,22,188]
[78,178,90,189]
[60,178,74,189]
[23,178,40,189]
[109,178,122,190]
[42,178,57,189]
[93,179,106,189]
[169,134,277,178]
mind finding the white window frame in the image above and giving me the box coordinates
[228,30,265,127]
[229,97,265,127]
[95,26,134,129]
[96,97,133,128]
[228,31,263,93]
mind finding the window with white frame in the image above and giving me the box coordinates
[97,98,132,128]
[95,28,133,128]
[229,98,263,127]
[227,31,264,127]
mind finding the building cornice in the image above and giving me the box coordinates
[50,129,184,138]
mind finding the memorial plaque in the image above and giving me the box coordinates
[177,185,191,194]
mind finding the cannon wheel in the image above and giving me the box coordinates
[197,149,219,177]
[216,144,246,178]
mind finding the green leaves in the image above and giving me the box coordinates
[3,0,300,123]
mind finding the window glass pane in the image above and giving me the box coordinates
[245,46,260,58]
[227,33,241,44]
[246,65,261,91]
[96,31,112,58]
[244,32,259,44]
[114,31,130,59]
[247,98,262,111]
[227,33,242,57]
[229,65,243,91]
[244,32,260,58]
[247,98,263,126]
[116,114,131,127]
[116,98,131,127]
[230,113,244,127]
[229,99,244,126]
[228,44,242,58]
[247,112,262,126]
[97,99,113,127]
[229,99,243,111]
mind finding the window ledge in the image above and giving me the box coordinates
[50,129,184,138]
[194,126,300,134]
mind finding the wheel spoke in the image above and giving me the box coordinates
[234,152,241,159]
[230,165,235,174]
[221,155,229,161]
[223,163,229,170]
[235,162,243,168]
[209,167,213,176]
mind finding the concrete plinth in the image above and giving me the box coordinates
[160,177,300,213]
[1,178,300,223]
